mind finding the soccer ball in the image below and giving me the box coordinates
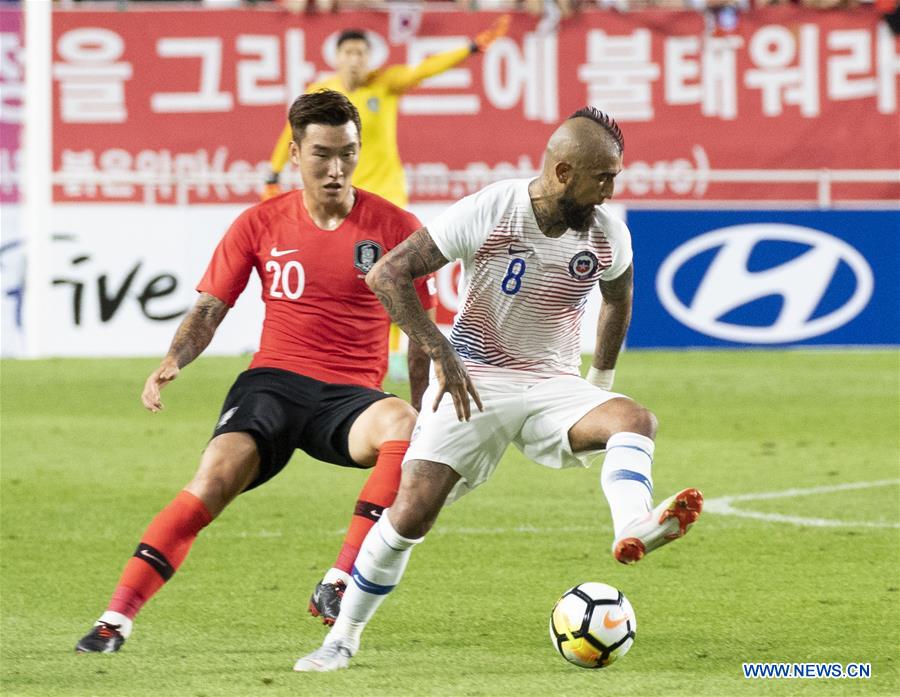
[549,582,636,669]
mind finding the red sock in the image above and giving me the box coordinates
[108,490,213,619]
[334,440,408,574]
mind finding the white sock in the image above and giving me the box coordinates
[322,567,351,586]
[600,432,655,539]
[325,510,422,652]
[98,610,133,639]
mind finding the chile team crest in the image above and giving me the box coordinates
[568,250,599,280]
[354,240,384,273]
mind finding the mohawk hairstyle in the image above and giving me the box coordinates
[567,106,624,154]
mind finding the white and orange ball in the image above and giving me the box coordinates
[549,582,636,669]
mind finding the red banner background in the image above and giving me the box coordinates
[1,6,22,204]
[51,7,899,204]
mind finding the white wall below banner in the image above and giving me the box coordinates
[2,201,619,359]
[1,204,26,357]
[40,204,262,357]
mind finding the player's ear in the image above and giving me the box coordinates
[289,140,301,166]
[555,161,572,185]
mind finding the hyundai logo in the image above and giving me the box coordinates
[656,224,874,343]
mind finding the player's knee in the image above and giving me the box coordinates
[601,401,658,441]
[189,435,259,513]
[390,499,438,539]
[373,398,418,442]
[626,406,657,439]
[389,485,442,538]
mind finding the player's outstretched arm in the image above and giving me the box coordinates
[384,14,509,94]
[141,293,229,413]
[367,229,483,421]
[589,264,634,391]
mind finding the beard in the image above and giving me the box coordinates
[558,192,595,232]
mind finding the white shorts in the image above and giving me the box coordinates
[404,371,626,504]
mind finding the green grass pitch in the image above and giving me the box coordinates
[1,350,898,697]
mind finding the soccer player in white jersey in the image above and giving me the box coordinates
[294,107,703,672]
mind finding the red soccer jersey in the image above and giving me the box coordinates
[197,189,436,389]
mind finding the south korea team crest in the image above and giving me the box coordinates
[568,250,599,279]
[354,240,384,273]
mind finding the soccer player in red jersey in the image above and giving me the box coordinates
[75,90,436,653]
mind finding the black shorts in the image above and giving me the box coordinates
[211,368,392,490]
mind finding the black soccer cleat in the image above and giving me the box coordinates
[308,580,346,626]
[75,622,125,653]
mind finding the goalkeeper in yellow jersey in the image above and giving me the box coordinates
[263,15,509,208]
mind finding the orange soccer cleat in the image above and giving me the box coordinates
[613,488,703,565]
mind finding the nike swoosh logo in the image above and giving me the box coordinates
[271,247,299,257]
[602,611,629,629]
[140,549,165,566]
[508,247,530,255]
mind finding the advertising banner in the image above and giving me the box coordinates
[3,7,898,357]
[0,4,20,206]
[627,210,900,348]
[1,5,23,356]
[50,7,899,205]
[39,204,262,357]
[30,201,599,358]
[18,205,899,357]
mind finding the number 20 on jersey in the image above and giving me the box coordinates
[266,260,305,299]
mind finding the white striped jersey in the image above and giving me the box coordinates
[427,179,632,378]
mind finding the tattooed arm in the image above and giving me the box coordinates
[407,307,436,412]
[590,264,634,389]
[141,292,230,412]
[367,229,482,421]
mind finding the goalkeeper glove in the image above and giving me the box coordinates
[471,14,510,53]
[261,172,282,201]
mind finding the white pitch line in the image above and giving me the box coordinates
[320,480,900,536]
[432,525,597,536]
[204,529,284,539]
[704,479,900,529]
[330,525,598,537]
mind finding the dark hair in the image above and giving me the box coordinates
[337,29,370,49]
[567,106,624,154]
[288,89,362,143]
